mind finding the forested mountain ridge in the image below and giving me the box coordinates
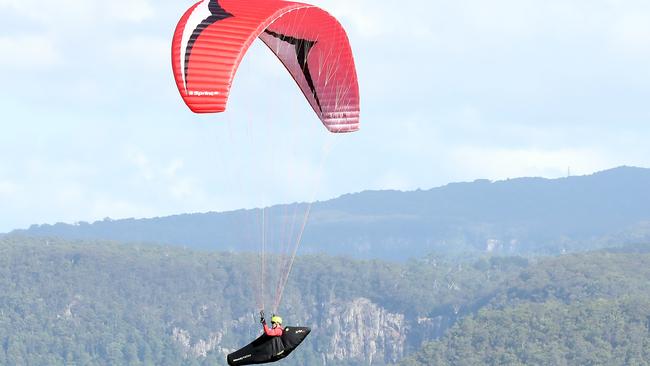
[2,236,650,365]
[400,247,650,365]
[10,166,650,260]
[0,236,511,365]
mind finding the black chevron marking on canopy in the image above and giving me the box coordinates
[264,29,322,112]
[184,0,233,90]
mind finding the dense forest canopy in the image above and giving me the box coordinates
[400,249,650,365]
[1,236,650,365]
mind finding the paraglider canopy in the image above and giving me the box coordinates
[171,0,360,133]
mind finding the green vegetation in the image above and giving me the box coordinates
[400,251,650,366]
[401,298,650,366]
[1,236,650,365]
[0,236,505,365]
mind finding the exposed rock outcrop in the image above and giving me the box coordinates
[320,297,406,364]
[172,327,223,358]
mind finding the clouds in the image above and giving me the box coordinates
[0,0,155,25]
[106,0,155,23]
[328,0,650,47]
[0,179,18,196]
[1,0,650,232]
[124,150,202,203]
[448,146,611,180]
[107,36,169,71]
[609,12,650,57]
[0,35,62,69]
[0,0,170,117]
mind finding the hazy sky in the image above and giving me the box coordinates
[1,0,649,232]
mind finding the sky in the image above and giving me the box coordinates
[1,0,650,232]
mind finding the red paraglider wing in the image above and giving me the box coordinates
[171,0,360,133]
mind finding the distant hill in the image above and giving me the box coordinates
[10,166,650,260]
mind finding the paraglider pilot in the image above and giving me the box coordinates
[227,310,310,365]
[260,311,283,337]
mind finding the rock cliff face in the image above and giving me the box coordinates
[170,297,454,365]
[320,298,406,365]
[172,327,222,358]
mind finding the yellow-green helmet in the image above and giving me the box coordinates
[271,315,283,324]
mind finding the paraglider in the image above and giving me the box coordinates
[172,0,360,132]
[172,0,359,363]
[226,312,311,366]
